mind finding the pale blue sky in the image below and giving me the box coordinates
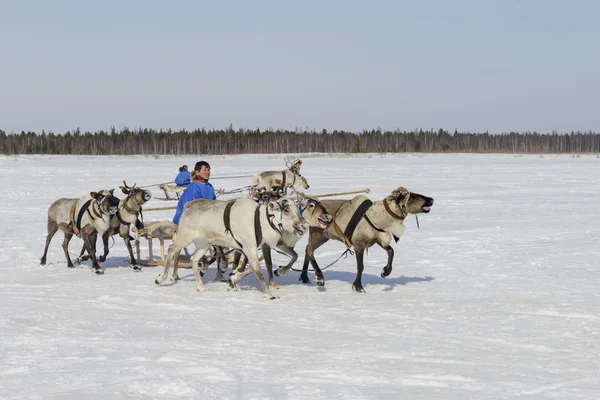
[1,0,598,134]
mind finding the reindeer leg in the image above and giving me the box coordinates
[378,242,394,278]
[191,241,211,292]
[62,232,75,268]
[214,246,229,282]
[273,245,298,278]
[301,229,329,286]
[76,244,89,264]
[99,232,109,263]
[247,250,277,300]
[41,220,58,265]
[228,253,253,290]
[352,247,366,293]
[171,250,181,282]
[122,231,141,271]
[261,244,278,289]
[82,229,103,275]
[156,240,188,285]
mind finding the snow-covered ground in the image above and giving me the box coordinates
[1,153,599,400]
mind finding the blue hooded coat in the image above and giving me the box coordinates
[172,181,216,225]
[174,170,191,186]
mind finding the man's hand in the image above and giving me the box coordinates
[215,188,226,196]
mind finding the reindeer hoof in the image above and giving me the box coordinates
[381,268,391,278]
[316,279,325,287]
[299,274,311,284]
[67,263,75,269]
[274,269,280,277]
[131,265,142,272]
[94,268,104,275]
[352,284,366,293]
[99,255,107,263]
[40,258,46,266]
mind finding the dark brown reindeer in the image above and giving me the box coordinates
[299,187,434,292]
[77,181,152,271]
[40,189,120,274]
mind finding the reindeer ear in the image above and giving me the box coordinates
[90,192,99,199]
[121,187,130,195]
[109,189,115,195]
[392,187,410,200]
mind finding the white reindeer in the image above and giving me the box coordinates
[250,169,309,195]
[155,196,306,299]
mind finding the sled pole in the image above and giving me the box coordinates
[313,188,370,198]
[145,206,177,212]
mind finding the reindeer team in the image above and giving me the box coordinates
[40,157,434,298]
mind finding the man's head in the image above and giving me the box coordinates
[194,161,211,181]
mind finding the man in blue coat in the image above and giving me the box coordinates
[174,165,191,186]
[172,161,216,225]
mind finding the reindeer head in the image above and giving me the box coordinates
[296,192,332,229]
[120,180,152,204]
[291,172,309,190]
[389,187,434,216]
[268,196,307,236]
[285,157,302,173]
[90,189,120,215]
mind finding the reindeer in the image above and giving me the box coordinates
[77,181,152,270]
[40,189,120,274]
[250,168,309,195]
[297,187,434,292]
[284,157,302,174]
[231,192,334,289]
[155,196,307,299]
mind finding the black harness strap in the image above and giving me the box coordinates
[116,209,129,226]
[343,199,373,244]
[364,214,386,233]
[76,199,93,234]
[224,200,244,249]
[254,206,262,246]
[281,171,286,191]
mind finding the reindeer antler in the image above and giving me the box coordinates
[120,180,137,194]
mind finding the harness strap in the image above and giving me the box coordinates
[224,200,244,249]
[281,171,286,191]
[254,206,262,246]
[69,202,79,237]
[73,199,93,238]
[383,198,406,220]
[364,214,386,233]
[329,201,353,248]
[265,206,283,234]
[116,209,129,226]
[88,202,102,219]
[343,199,373,244]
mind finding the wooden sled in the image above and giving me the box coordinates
[133,220,240,268]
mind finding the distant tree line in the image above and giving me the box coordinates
[1,127,599,155]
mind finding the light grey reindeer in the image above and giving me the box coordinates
[77,181,151,270]
[298,187,434,292]
[231,192,334,289]
[155,196,306,299]
[40,189,120,274]
[250,168,309,195]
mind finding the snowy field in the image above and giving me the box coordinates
[0,153,599,400]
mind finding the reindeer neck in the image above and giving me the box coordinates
[365,198,405,230]
[258,204,283,245]
[122,197,141,215]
